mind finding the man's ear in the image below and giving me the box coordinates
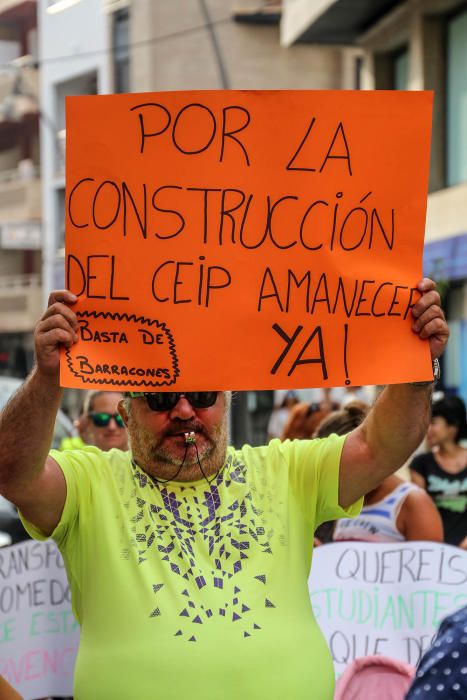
[118,400,129,427]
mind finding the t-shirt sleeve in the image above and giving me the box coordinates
[19,446,102,546]
[277,434,363,527]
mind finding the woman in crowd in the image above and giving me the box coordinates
[410,395,467,548]
[314,403,444,544]
[267,390,299,440]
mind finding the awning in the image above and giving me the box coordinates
[423,233,467,282]
[233,1,281,25]
[285,0,404,45]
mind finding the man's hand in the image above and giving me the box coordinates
[35,290,78,377]
[411,278,449,360]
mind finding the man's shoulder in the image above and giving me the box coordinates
[49,445,131,479]
[226,441,278,471]
[228,437,332,467]
[228,439,285,460]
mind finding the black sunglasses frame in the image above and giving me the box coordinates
[129,391,218,412]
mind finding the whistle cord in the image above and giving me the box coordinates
[132,435,220,487]
[193,440,220,485]
[131,443,189,486]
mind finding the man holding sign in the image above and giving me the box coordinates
[0,91,450,699]
[0,279,448,700]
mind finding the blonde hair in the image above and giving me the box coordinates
[83,390,124,414]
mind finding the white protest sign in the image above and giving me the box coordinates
[0,540,78,700]
[309,541,467,677]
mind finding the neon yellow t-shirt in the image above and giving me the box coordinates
[22,436,360,700]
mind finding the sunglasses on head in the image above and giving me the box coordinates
[128,391,218,412]
[88,412,125,428]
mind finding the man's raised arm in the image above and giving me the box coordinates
[0,290,78,535]
[339,278,449,508]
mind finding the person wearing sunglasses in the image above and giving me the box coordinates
[0,281,449,700]
[78,390,129,452]
[118,390,229,484]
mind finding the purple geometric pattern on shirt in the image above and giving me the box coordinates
[121,451,285,641]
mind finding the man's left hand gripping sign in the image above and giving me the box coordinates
[67,311,179,387]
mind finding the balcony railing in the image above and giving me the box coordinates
[0,273,43,333]
[0,173,41,222]
[0,163,39,184]
[0,274,41,291]
[0,66,39,117]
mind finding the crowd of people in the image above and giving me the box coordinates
[265,385,467,698]
[0,279,466,699]
[31,380,467,559]
[267,386,467,550]
[55,382,467,557]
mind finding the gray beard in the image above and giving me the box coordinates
[128,415,229,482]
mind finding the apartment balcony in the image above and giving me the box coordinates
[0,64,39,121]
[233,0,281,24]
[281,0,403,46]
[0,273,42,332]
[0,165,41,225]
[0,1,36,24]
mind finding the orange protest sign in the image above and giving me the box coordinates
[62,90,433,391]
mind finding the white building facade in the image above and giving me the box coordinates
[39,0,115,299]
[0,0,41,376]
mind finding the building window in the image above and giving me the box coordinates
[373,45,408,91]
[56,187,65,251]
[354,55,363,90]
[113,9,130,94]
[446,7,467,187]
[393,48,408,90]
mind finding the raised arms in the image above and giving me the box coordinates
[0,290,78,535]
[339,278,449,508]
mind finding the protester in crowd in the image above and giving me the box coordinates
[405,603,467,699]
[281,387,370,440]
[74,390,129,452]
[0,280,448,700]
[410,395,467,548]
[315,403,444,544]
[281,401,330,440]
[266,390,299,440]
[281,388,340,440]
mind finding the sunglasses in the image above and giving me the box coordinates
[128,391,218,412]
[88,412,125,428]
